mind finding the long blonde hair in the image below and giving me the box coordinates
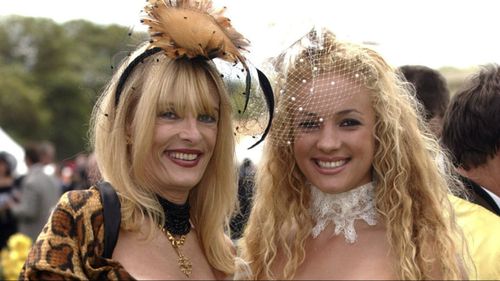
[90,44,237,274]
[238,30,468,280]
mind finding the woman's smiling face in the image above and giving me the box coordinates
[143,75,221,203]
[292,74,376,194]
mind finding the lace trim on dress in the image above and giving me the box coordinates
[309,182,378,243]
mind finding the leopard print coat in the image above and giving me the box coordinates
[19,187,134,280]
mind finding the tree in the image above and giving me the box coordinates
[0,16,138,160]
[0,61,48,142]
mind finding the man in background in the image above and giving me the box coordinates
[9,143,61,240]
[38,140,57,175]
[442,64,500,215]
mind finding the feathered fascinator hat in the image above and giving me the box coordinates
[114,0,274,148]
[268,27,379,146]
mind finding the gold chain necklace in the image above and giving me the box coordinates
[159,225,192,277]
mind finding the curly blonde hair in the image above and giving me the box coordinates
[238,30,468,280]
[90,44,237,275]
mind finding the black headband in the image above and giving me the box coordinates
[113,49,274,149]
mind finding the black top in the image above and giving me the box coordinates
[157,195,191,236]
[459,176,500,216]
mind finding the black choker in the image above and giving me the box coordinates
[156,195,191,236]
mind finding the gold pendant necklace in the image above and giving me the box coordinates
[159,226,192,277]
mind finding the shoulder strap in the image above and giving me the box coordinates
[96,181,121,259]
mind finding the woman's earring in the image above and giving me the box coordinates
[126,136,133,145]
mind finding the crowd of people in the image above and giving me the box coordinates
[0,144,100,247]
[1,0,498,279]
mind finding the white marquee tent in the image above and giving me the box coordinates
[235,136,263,165]
[0,127,27,175]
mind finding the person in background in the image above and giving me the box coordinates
[230,158,256,240]
[37,141,55,165]
[398,65,450,138]
[85,151,100,186]
[59,154,91,194]
[0,151,19,249]
[37,140,57,176]
[441,64,500,215]
[8,143,60,241]
[237,28,500,280]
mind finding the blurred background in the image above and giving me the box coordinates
[1,0,499,174]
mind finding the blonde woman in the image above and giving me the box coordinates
[238,28,499,280]
[20,0,274,279]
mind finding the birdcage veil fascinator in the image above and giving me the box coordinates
[114,0,274,148]
[268,27,379,146]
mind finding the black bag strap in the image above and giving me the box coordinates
[96,181,121,259]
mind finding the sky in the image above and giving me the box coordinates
[1,0,500,69]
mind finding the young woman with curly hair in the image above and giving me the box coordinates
[237,28,499,280]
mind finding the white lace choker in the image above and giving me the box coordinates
[309,182,378,243]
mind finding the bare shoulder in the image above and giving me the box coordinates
[294,224,397,280]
